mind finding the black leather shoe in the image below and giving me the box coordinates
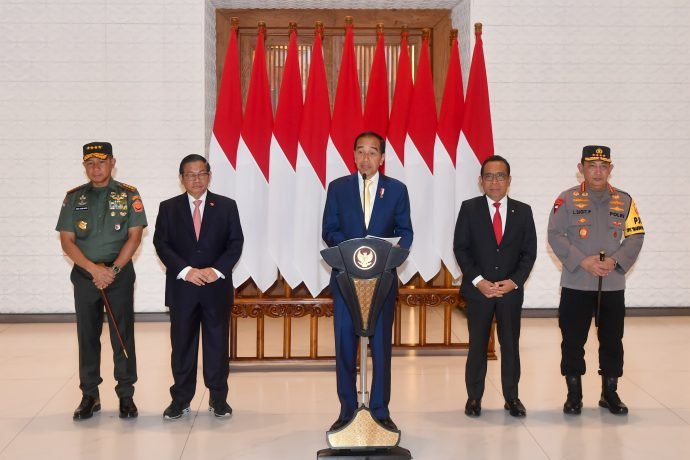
[163,400,190,420]
[464,399,481,417]
[119,397,138,418]
[209,399,233,418]
[329,418,349,431]
[73,395,101,420]
[504,399,527,417]
[378,417,398,431]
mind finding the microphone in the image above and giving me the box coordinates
[361,172,367,181]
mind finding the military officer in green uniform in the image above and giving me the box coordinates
[56,142,147,420]
[548,145,644,416]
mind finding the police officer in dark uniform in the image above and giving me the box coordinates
[56,142,147,420]
[548,145,644,415]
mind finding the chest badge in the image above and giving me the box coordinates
[77,195,87,206]
[579,227,589,238]
[78,221,87,230]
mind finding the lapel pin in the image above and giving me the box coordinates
[379,188,385,198]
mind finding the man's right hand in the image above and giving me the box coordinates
[477,279,502,298]
[579,255,610,277]
[184,268,207,286]
[90,265,115,290]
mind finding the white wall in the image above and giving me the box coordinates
[0,0,687,313]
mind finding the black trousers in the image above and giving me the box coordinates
[169,297,231,405]
[71,263,137,398]
[466,292,523,401]
[558,287,625,377]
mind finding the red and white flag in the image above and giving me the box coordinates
[363,27,389,140]
[434,31,464,279]
[209,20,242,201]
[457,24,494,217]
[234,26,277,292]
[295,25,331,297]
[402,33,441,282]
[386,29,413,184]
[327,20,363,184]
[268,25,302,289]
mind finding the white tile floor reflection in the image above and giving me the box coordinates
[0,317,689,459]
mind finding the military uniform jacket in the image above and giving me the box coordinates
[547,182,644,291]
[56,179,148,263]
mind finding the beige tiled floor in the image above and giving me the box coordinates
[0,317,689,459]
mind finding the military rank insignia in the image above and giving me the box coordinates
[553,198,564,214]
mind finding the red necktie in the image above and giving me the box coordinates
[493,202,502,245]
[193,199,202,240]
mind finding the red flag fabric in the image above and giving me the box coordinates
[274,29,302,170]
[462,26,494,163]
[299,30,329,186]
[406,35,437,173]
[387,31,413,167]
[330,22,363,173]
[212,24,242,168]
[437,35,464,166]
[241,28,273,181]
[363,29,389,138]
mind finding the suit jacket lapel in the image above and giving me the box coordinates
[198,191,218,242]
[350,173,366,231]
[502,197,515,245]
[177,193,197,242]
[368,174,386,230]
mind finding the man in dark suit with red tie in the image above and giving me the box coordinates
[453,155,537,417]
[153,154,244,419]
[322,131,413,431]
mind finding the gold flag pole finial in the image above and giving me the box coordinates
[231,17,239,31]
[258,21,267,38]
[450,28,458,46]
[315,21,324,39]
[422,27,431,44]
[475,22,483,35]
[400,24,409,39]
[344,15,353,29]
[376,22,384,36]
[288,22,298,37]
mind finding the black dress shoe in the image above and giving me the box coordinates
[504,399,527,417]
[163,400,190,420]
[464,399,482,417]
[73,395,101,420]
[119,397,138,418]
[329,418,349,431]
[209,399,233,418]
[378,417,398,431]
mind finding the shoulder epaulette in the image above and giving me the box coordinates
[118,182,137,192]
[65,183,88,195]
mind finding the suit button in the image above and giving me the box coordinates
[496,248,500,252]
[495,266,499,270]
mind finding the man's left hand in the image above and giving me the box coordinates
[200,268,219,283]
[494,279,517,295]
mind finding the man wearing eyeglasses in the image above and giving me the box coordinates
[548,146,644,416]
[153,154,244,420]
[453,155,537,418]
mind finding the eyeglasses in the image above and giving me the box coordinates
[182,172,210,181]
[482,173,508,182]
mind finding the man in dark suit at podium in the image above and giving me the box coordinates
[322,132,413,431]
[153,154,244,419]
[453,155,537,417]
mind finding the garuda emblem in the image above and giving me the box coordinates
[353,246,376,270]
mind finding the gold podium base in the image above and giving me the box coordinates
[326,406,400,449]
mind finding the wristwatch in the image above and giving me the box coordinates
[111,265,121,275]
